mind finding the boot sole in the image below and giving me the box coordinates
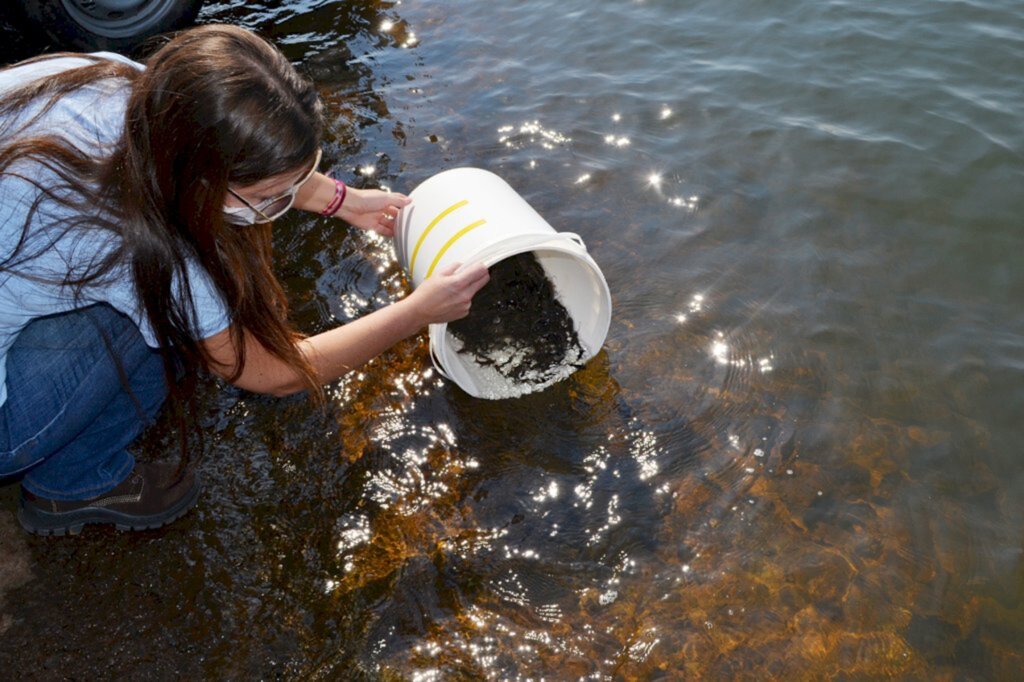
[17,475,201,536]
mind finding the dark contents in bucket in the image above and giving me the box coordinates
[447,252,586,387]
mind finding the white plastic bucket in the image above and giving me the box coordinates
[394,167,612,399]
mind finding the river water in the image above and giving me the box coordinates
[1,0,1022,678]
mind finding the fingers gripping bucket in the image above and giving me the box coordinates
[395,168,612,399]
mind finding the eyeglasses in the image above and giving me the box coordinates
[225,147,322,224]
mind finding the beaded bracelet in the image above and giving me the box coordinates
[321,178,347,217]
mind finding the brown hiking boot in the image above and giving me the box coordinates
[17,462,200,536]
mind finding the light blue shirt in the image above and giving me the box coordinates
[0,54,231,406]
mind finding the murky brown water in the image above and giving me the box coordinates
[1,0,1023,679]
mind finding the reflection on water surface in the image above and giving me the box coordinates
[1,0,1023,678]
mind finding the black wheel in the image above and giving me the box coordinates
[20,0,204,52]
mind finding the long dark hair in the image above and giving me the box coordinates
[0,25,326,443]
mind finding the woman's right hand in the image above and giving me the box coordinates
[406,262,490,325]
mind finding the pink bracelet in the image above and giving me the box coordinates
[321,178,347,217]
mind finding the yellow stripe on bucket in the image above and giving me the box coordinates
[409,199,469,277]
[425,219,488,278]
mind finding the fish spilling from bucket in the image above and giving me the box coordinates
[447,252,587,398]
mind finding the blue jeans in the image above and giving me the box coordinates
[0,304,168,500]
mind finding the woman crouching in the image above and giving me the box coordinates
[0,24,488,535]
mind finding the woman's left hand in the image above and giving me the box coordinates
[336,187,411,237]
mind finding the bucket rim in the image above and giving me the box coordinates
[434,231,610,335]
[457,231,590,270]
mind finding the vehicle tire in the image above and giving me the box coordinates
[20,0,204,53]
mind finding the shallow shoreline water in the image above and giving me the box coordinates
[1,0,1022,678]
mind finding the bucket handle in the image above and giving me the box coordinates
[428,333,455,382]
[558,232,587,250]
